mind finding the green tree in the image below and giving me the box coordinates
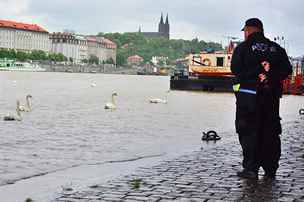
[16,51,29,61]
[8,49,17,59]
[30,50,47,60]
[0,49,9,58]
[97,32,223,66]
[116,49,128,66]
[56,53,67,62]
[105,57,115,64]
[88,55,99,65]
[48,53,56,61]
[81,59,88,63]
[48,52,67,62]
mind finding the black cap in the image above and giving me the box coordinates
[241,18,263,31]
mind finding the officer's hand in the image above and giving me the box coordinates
[261,61,270,72]
[259,73,267,82]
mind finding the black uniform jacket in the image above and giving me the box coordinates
[231,32,292,97]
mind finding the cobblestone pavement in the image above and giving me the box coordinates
[56,118,304,202]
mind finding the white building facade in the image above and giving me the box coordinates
[51,33,116,64]
[50,32,88,63]
[97,37,117,63]
[86,36,117,64]
[0,19,51,52]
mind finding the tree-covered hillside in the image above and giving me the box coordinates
[98,32,223,66]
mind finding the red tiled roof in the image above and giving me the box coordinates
[127,55,144,63]
[86,36,117,49]
[101,37,117,48]
[86,36,98,42]
[0,19,48,33]
[128,55,143,60]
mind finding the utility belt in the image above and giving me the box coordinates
[233,83,256,95]
[233,83,257,113]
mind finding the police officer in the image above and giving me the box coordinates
[231,18,292,180]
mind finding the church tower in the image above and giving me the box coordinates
[139,13,170,39]
[158,13,170,39]
[164,14,170,39]
[158,13,165,34]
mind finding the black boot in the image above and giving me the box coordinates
[263,171,276,181]
[237,169,258,180]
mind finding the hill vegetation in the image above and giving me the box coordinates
[99,32,223,66]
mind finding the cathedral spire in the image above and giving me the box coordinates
[159,13,165,34]
[160,13,164,24]
[165,14,169,24]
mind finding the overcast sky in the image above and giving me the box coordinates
[0,0,303,56]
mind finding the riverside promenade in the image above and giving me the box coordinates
[56,118,304,202]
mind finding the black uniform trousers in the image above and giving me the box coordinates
[235,88,281,175]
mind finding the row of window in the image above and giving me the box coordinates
[0,42,50,51]
[51,38,87,45]
[52,40,113,49]
[0,30,48,39]
[0,31,50,51]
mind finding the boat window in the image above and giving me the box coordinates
[216,57,224,67]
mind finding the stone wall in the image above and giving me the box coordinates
[41,64,117,73]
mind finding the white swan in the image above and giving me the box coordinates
[19,94,32,112]
[3,100,22,121]
[149,98,167,104]
[105,92,118,110]
[90,82,97,87]
[149,90,170,104]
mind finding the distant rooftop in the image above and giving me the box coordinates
[0,19,48,33]
[128,55,143,60]
[50,33,117,49]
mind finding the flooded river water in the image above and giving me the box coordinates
[0,72,302,201]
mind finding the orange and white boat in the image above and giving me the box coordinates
[188,51,233,77]
[170,44,237,92]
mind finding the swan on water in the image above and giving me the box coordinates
[11,80,17,87]
[149,90,170,104]
[3,100,22,121]
[105,92,118,110]
[19,94,32,112]
[90,82,97,87]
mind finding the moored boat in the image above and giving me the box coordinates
[0,58,46,72]
[170,48,304,95]
[170,48,236,92]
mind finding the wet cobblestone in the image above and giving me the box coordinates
[56,119,304,201]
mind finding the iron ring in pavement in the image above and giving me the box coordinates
[202,130,221,141]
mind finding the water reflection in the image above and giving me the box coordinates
[236,178,279,201]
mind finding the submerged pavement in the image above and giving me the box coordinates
[56,118,304,202]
